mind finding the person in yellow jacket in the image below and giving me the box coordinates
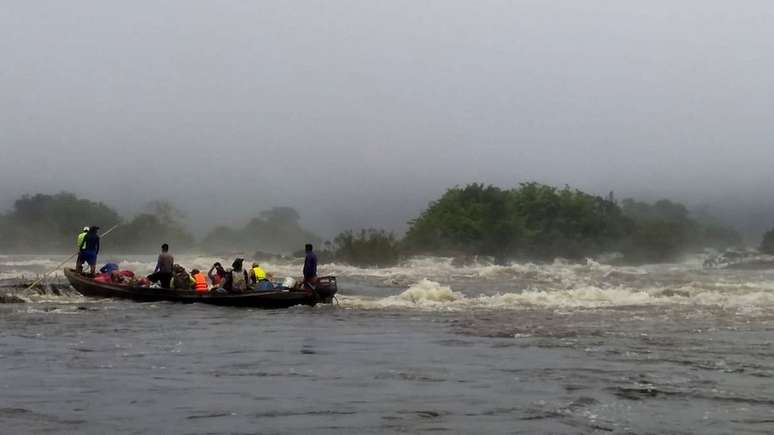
[76,226,89,251]
[249,262,267,284]
[74,226,90,272]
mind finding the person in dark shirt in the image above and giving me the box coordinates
[303,243,318,289]
[76,226,100,275]
[147,243,174,288]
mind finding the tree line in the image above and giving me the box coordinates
[0,192,319,254]
[0,185,754,265]
[319,183,746,266]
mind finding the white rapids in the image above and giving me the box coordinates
[3,254,774,313]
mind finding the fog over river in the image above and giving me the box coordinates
[1,254,773,434]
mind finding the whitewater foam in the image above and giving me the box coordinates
[0,259,62,267]
[341,279,774,312]
[398,279,458,303]
[2,254,772,313]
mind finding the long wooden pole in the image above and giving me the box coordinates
[24,223,122,292]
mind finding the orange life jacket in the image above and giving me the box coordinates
[193,273,208,292]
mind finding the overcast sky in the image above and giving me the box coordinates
[1,1,773,237]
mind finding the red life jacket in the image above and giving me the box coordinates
[193,273,208,292]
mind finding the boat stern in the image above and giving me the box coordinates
[315,276,338,303]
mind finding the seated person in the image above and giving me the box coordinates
[208,262,227,288]
[100,262,120,274]
[249,263,267,284]
[190,269,209,293]
[228,258,249,293]
[172,264,194,290]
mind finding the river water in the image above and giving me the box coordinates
[1,254,773,434]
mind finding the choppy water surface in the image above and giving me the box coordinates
[1,255,773,434]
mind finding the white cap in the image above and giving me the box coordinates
[83,226,90,231]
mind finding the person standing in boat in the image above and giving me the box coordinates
[76,226,100,275]
[148,243,174,288]
[303,243,318,289]
[76,226,89,251]
[74,226,89,272]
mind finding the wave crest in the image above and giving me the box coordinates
[399,279,458,303]
[341,279,774,311]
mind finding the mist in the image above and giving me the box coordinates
[2,1,774,239]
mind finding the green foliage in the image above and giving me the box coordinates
[620,199,741,261]
[405,184,741,263]
[690,205,743,248]
[110,201,194,253]
[507,183,632,259]
[760,227,774,255]
[619,199,694,262]
[701,224,743,249]
[202,207,320,254]
[405,183,631,261]
[0,194,195,253]
[0,192,121,252]
[0,188,744,264]
[259,207,300,223]
[621,220,686,263]
[202,225,241,248]
[333,229,400,267]
[622,199,690,222]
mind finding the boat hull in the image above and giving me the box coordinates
[64,269,337,309]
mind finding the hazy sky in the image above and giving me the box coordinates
[2,1,774,237]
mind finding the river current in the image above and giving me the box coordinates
[1,254,773,434]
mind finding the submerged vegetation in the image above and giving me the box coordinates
[0,184,748,265]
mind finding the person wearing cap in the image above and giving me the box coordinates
[76,226,100,275]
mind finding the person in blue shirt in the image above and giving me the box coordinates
[76,226,100,275]
[303,243,318,289]
[100,262,120,274]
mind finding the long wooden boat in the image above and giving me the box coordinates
[64,268,337,309]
